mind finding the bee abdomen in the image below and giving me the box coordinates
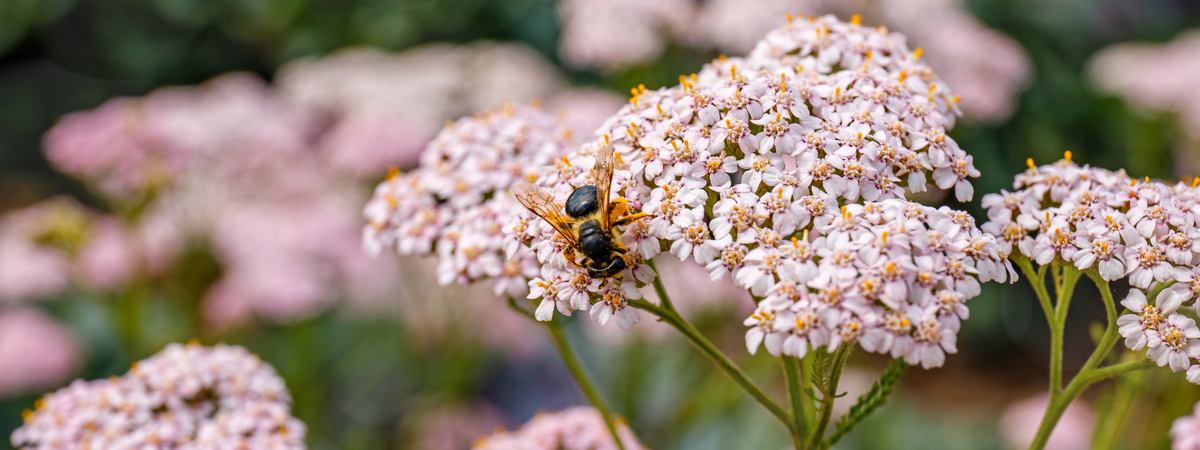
[565,185,599,219]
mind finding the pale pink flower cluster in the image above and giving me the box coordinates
[470,407,644,450]
[1173,401,1200,450]
[12,342,306,450]
[1089,31,1200,141]
[363,104,579,298]
[559,2,1030,122]
[982,157,1200,382]
[510,15,1010,367]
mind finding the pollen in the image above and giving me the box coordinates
[952,95,961,103]
[691,73,698,83]
[851,14,862,25]
[1026,158,1035,169]
[657,104,663,115]
[1064,150,1073,162]
[899,71,907,82]
[866,49,872,60]
[928,84,937,94]
[882,231,889,243]
[780,73,787,90]
[604,134,610,145]
[718,54,727,61]
[386,165,400,181]
[561,156,572,167]
[638,84,646,93]
[786,13,793,23]
[914,47,924,59]
[1193,177,1199,188]
[731,64,738,79]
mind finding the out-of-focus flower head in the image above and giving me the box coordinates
[43,74,400,328]
[11,342,306,450]
[1089,31,1200,142]
[564,0,1030,122]
[278,43,568,175]
[1000,394,1093,450]
[982,155,1200,383]
[557,0,695,72]
[470,407,644,450]
[364,103,577,298]
[1173,401,1200,450]
[508,15,1011,368]
[0,309,80,397]
[0,197,142,303]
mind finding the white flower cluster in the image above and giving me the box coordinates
[12,342,306,450]
[507,15,1010,366]
[363,104,578,298]
[744,198,1009,367]
[981,156,1200,382]
[470,407,644,450]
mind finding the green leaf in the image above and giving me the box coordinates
[823,358,908,448]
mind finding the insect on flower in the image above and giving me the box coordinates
[513,140,649,279]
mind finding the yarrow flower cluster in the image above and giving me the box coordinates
[506,15,1011,365]
[470,407,644,450]
[982,155,1200,382]
[12,343,306,449]
[363,104,579,297]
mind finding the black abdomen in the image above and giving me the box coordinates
[578,219,610,259]
[566,185,599,219]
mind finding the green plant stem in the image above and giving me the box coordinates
[1050,265,1082,396]
[1015,256,1054,323]
[507,296,626,450]
[628,296,794,431]
[783,356,810,450]
[1026,266,1156,450]
[544,320,628,450]
[808,346,851,448]
[1091,370,1147,450]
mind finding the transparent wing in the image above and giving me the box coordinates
[595,143,616,230]
[512,182,578,246]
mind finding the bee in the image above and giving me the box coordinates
[513,143,649,279]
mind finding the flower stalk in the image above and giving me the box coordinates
[1023,265,1156,450]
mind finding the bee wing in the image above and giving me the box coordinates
[512,182,578,246]
[595,142,616,230]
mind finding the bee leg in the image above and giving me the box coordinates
[612,212,651,228]
[608,198,630,219]
[563,246,584,268]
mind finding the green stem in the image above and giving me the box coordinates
[1080,271,1120,373]
[1091,369,1147,450]
[629,297,794,432]
[544,320,628,450]
[1026,267,1156,450]
[1048,266,1082,397]
[783,356,810,450]
[809,346,851,448]
[1015,256,1054,323]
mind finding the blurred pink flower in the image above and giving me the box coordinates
[0,231,68,304]
[472,407,644,450]
[0,199,83,304]
[318,110,433,175]
[0,309,79,397]
[410,402,506,450]
[1000,394,1093,450]
[547,88,626,138]
[1090,31,1200,141]
[1173,401,1200,450]
[74,218,137,291]
[557,0,695,71]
